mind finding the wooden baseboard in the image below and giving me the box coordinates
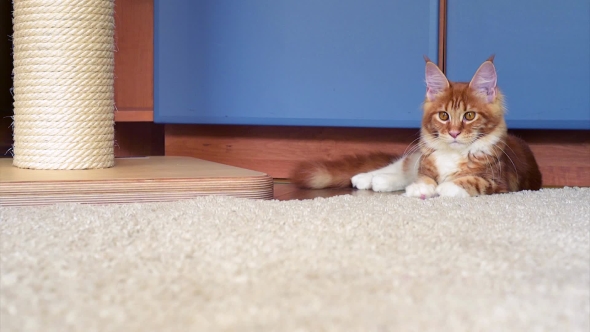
[511,130,590,187]
[165,124,590,187]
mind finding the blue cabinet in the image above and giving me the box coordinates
[446,0,590,130]
[155,0,440,127]
[155,0,589,130]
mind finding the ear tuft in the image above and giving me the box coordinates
[425,62,449,101]
[469,60,497,103]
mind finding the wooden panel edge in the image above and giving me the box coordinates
[114,110,154,122]
[438,0,447,72]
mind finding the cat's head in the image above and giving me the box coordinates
[421,56,507,153]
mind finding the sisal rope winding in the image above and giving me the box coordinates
[12,0,115,170]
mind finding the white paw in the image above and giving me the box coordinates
[436,182,471,198]
[372,174,405,192]
[351,173,373,190]
[405,182,437,199]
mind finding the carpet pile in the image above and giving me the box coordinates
[1,188,589,331]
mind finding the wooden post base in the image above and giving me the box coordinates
[0,156,273,206]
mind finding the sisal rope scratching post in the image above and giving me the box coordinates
[11,0,115,170]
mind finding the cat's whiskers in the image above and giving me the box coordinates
[502,142,523,164]
[491,145,504,182]
[493,142,519,184]
[482,152,497,184]
[467,132,486,149]
[489,152,503,181]
[471,133,502,182]
[408,140,430,175]
[402,136,424,157]
[409,138,429,172]
[493,155,500,184]
[403,140,428,158]
[423,133,450,151]
[414,153,425,175]
[467,133,498,185]
[402,143,422,157]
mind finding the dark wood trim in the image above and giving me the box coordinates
[438,0,447,72]
[115,122,164,157]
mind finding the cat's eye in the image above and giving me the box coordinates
[464,111,476,121]
[438,112,449,121]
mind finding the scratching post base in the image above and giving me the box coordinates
[0,157,273,206]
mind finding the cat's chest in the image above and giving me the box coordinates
[430,151,465,181]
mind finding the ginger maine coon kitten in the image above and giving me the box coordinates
[291,56,542,198]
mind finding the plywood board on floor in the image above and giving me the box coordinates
[0,157,273,206]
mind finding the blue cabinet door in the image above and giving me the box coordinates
[446,0,590,130]
[155,0,439,128]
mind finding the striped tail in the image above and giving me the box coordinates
[289,152,397,189]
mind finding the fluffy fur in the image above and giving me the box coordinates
[290,56,542,198]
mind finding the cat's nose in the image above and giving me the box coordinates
[449,131,461,139]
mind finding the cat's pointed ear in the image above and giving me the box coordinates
[425,61,449,101]
[469,60,497,103]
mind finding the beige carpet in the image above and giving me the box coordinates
[1,187,589,332]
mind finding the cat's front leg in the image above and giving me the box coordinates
[352,172,408,192]
[405,176,437,199]
[352,155,415,192]
[351,172,375,190]
[436,176,494,197]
